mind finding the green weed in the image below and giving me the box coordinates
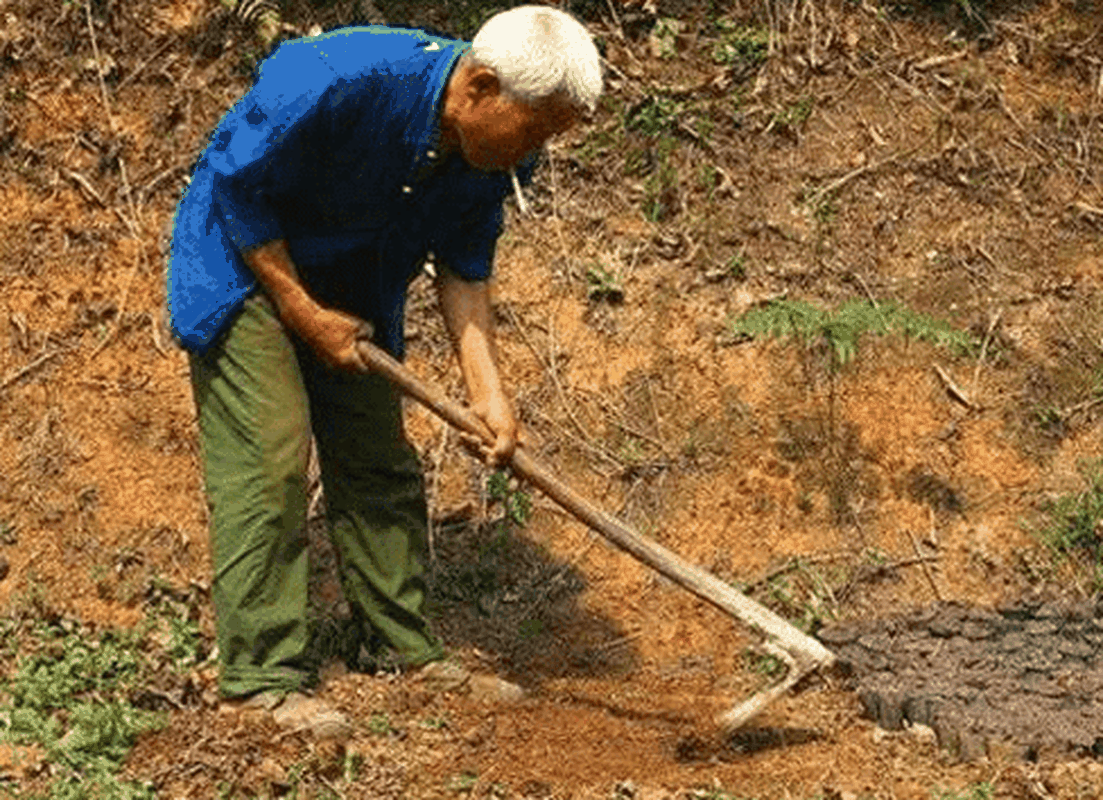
[932,782,994,800]
[727,298,975,371]
[585,264,625,304]
[725,253,746,279]
[772,96,815,131]
[447,771,479,793]
[743,648,786,679]
[487,471,531,525]
[652,18,681,60]
[642,136,679,221]
[710,21,769,69]
[0,618,167,799]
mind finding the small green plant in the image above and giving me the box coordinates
[420,715,450,730]
[651,17,681,60]
[727,298,975,371]
[447,771,479,793]
[0,617,167,799]
[487,471,532,525]
[726,253,746,279]
[743,647,786,679]
[517,618,545,639]
[367,711,393,736]
[710,21,769,69]
[642,135,679,221]
[773,95,815,130]
[585,264,625,304]
[625,96,682,138]
[932,782,994,800]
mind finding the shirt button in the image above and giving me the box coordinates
[402,185,412,194]
[426,149,437,160]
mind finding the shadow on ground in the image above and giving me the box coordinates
[424,510,639,684]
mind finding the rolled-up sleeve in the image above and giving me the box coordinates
[434,151,538,281]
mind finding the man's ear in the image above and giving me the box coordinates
[467,66,500,100]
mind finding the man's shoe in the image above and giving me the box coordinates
[415,660,471,692]
[414,660,525,702]
[271,693,353,740]
[221,691,352,740]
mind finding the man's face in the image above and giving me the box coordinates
[443,64,580,172]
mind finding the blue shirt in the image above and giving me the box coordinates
[167,25,533,356]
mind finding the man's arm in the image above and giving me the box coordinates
[436,267,521,467]
[243,239,372,372]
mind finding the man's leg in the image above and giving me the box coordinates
[189,293,314,698]
[300,353,445,668]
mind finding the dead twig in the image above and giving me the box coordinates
[0,348,66,393]
[64,168,107,207]
[113,35,176,93]
[971,308,1003,400]
[906,529,943,601]
[933,364,975,409]
[1060,394,1103,422]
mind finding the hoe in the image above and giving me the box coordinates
[355,338,836,730]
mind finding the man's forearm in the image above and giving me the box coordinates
[243,239,320,340]
[436,270,504,405]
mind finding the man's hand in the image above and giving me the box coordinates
[471,386,526,468]
[301,307,375,373]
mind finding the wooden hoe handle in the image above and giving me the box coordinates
[356,339,836,729]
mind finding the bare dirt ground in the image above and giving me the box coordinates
[3,0,1103,797]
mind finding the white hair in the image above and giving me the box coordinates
[470,5,603,113]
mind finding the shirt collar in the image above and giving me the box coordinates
[404,38,471,187]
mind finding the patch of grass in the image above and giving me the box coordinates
[725,253,746,280]
[1031,459,1103,584]
[642,135,679,222]
[573,127,621,166]
[625,96,683,139]
[772,95,815,132]
[726,298,976,371]
[743,647,786,680]
[651,17,681,60]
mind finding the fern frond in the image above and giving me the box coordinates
[726,298,976,369]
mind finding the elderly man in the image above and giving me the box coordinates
[168,5,601,725]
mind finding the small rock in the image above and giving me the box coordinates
[256,756,286,787]
[904,722,938,748]
[469,674,525,704]
[462,717,495,747]
[0,555,10,582]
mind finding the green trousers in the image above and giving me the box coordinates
[189,292,444,699]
